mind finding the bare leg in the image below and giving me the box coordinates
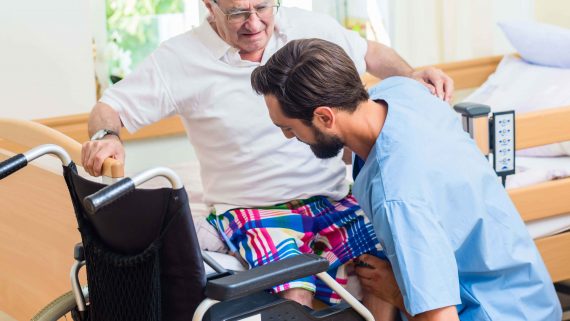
[363,292,398,321]
[280,288,314,308]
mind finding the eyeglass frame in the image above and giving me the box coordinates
[211,0,280,24]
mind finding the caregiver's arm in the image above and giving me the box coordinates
[364,41,454,102]
[411,306,460,321]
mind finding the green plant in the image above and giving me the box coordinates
[105,0,185,79]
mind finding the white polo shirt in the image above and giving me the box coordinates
[100,7,368,213]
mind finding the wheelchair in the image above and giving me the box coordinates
[0,144,375,321]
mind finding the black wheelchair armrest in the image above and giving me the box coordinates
[453,102,491,117]
[205,254,329,301]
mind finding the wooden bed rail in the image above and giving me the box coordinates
[22,55,505,145]
[516,106,570,150]
[535,232,570,283]
[0,118,124,178]
[509,106,570,214]
[508,106,570,283]
[33,113,186,146]
[362,55,503,91]
[510,178,570,222]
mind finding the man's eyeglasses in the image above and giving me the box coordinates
[212,1,280,24]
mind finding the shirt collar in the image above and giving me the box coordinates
[193,9,290,63]
[193,17,234,60]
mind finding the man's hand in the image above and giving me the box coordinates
[355,254,405,311]
[81,136,125,177]
[364,41,455,103]
[356,254,461,321]
[83,102,125,177]
[412,67,454,103]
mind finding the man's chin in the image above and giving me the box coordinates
[310,146,343,159]
[238,35,268,49]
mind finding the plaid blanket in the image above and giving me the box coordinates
[207,194,382,304]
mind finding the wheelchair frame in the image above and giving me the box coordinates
[0,144,375,321]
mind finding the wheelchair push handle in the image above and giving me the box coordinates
[83,166,183,215]
[0,144,71,180]
[0,154,27,180]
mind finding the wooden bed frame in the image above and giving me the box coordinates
[448,57,570,284]
[0,120,122,320]
[0,55,568,319]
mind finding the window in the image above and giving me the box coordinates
[100,0,389,83]
[105,0,201,82]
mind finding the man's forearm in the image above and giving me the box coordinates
[87,102,123,137]
[406,306,460,321]
[365,41,414,79]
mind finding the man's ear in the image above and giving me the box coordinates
[313,107,335,129]
[203,0,215,17]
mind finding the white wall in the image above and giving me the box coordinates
[1,1,567,121]
[535,0,570,28]
[0,0,96,120]
[386,0,535,67]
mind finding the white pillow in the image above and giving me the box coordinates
[465,55,570,156]
[499,21,570,68]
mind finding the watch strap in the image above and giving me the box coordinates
[90,129,121,141]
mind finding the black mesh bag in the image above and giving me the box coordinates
[63,163,206,321]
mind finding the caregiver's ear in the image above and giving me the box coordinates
[313,106,336,128]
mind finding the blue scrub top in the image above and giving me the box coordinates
[352,77,561,320]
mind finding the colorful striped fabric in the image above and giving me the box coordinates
[207,194,382,304]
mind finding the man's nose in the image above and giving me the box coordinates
[243,10,263,29]
[282,129,295,139]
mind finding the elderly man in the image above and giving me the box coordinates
[82,0,453,311]
[250,38,561,320]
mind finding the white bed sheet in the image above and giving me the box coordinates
[508,156,570,239]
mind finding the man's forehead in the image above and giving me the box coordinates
[264,95,285,119]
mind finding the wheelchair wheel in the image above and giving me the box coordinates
[31,288,89,321]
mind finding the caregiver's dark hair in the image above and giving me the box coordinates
[251,38,369,123]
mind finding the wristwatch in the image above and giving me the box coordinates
[90,128,121,141]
